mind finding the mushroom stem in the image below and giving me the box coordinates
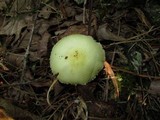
[47,79,58,105]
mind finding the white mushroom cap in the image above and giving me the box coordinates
[50,34,105,85]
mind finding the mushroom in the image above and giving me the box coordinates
[48,34,119,105]
[50,34,105,85]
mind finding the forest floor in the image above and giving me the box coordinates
[0,0,160,120]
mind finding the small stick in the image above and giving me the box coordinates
[20,14,37,82]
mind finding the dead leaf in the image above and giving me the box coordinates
[87,101,117,118]
[134,8,151,28]
[5,53,24,67]
[37,21,50,35]
[0,17,27,40]
[59,25,88,39]
[148,81,160,95]
[104,61,119,98]
[37,32,51,57]
[17,30,41,51]
[0,63,9,71]
[7,0,34,16]
[38,5,52,19]
[0,1,7,10]
[0,98,45,120]
[97,24,127,41]
[0,108,14,120]
[75,97,88,120]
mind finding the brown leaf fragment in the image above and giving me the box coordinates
[7,0,33,16]
[0,63,9,71]
[0,17,27,40]
[87,101,117,119]
[5,53,24,68]
[63,6,76,18]
[18,31,41,51]
[148,81,160,95]
[59,25,88,39]
[0,98,45,120]
[37,21,50,35]
[97,24,127,41]
[38,6,52,19]
[0,108,14,120]
[30,79,52,88]
[0,1,7,10]
[104,61,119,98]
[134,8,151,28]
[37,32,51,57]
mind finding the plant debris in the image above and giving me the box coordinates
[0,0,160,120]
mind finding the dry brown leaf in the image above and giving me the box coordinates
[97,24,127,41]
[0,1,7,10]
[0,17,27,40]
[0,63,9,71]
[0,98,45,120]
[63,6,76,18]
[37,21,50,35]
[37,32,51,57]
[18,31,41,51]
[38,6,53,19]
[5,53,24,67]
[0,108,14,120]
[7,0,33,16]
[59,25,88,39]
[148,81,160,95]
[134,8,151,28]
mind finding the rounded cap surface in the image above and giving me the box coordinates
[50,34,105,85]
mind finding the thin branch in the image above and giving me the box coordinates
[20,14,37,82]
[112,66,160,80]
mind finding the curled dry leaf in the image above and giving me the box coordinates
[97,24,127,41]
[104,61,119,98]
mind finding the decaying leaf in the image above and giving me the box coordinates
[0,98,45,120]
[0,17,27,40]
[37,32,51,57]
[7,0,34,16]
[5,53,24,67]
[148,81,160,95]
[104,61,119,98]
[134,8,151,28]
[59,25,88,39]
[0,0,7,10]
[97,24,127,41]
[74,97,88,120]
[38,5,53,19]
[0,108,14,120]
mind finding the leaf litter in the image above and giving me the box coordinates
[0,0,160,120]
